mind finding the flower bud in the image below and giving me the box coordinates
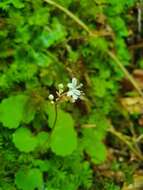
[48,94,54,101]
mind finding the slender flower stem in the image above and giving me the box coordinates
[52,103,58,129]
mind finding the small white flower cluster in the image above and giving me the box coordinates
[48,77,83,103]
[67,78,83,102]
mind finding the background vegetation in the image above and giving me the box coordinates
[0,0,143,189]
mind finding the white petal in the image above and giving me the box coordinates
[67,83,73,88]
[73,89,81,96]
[72,78,77,87]
[72,94,78,100]
[77,83,83,89]
[67,90,74,97]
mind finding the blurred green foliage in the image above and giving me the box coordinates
[0,0,138,189]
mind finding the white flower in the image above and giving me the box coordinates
[67,78,83,102]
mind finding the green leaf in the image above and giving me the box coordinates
[89,37,108,52]
[33,52,53,67]
[44,102,56,128]
[28,8,49,26]
[11,0,24,8]
[22,102,36,124]
[15,168,43,190]
[0,95,28,128]
[92,77,115,98]
[39,18,66,48]
[0,0,24,9]
[50,109,77,156]
[33,159,50,172]
[12,127,37,152]
[37,131,49,149]
[88,112,109,140]
[82,128,107,164]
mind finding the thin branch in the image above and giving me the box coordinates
[44,0,92,34]
[107,51,143,98]
[136,134,143,142]
[108,126,143,161]
[129,41,143,49]
[129,122,142,156]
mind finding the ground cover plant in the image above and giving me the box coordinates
[1,0,143,189]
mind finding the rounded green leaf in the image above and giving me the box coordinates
[87,141,107,164]
[12,127,37,152]
[51,110,77,156]
[82,129,107,164]
[0,95,28,128]
[15,168,43,190]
